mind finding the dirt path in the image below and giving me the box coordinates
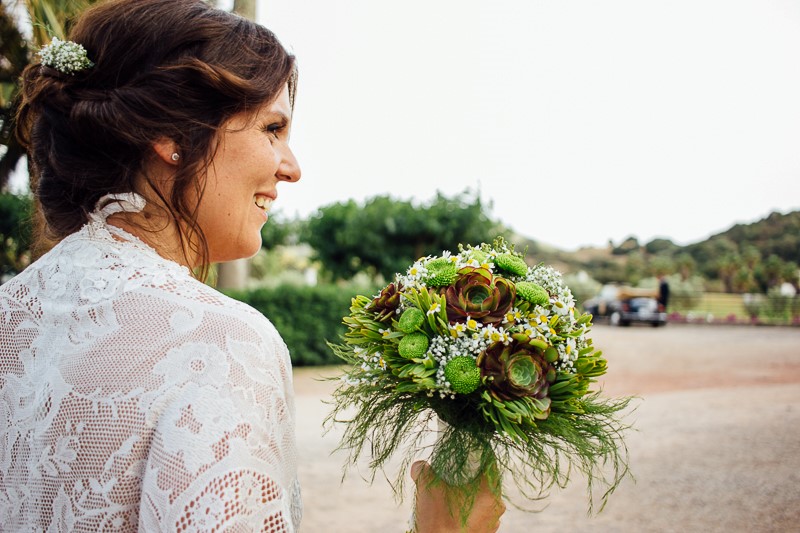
[292,324,800,532]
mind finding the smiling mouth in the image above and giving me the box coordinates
[254,195,273,213]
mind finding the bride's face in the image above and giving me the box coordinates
[194,85,301,263]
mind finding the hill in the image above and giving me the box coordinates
[684,210,800,265]
[512,209,800,292]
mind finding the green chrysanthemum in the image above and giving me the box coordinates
[425,258,458,287]
[494,253,528,277]
[470,250,488,264]
[398,332,429,358]
[397,308,425,333]
[444,356,481,394]
[515,282,549,306]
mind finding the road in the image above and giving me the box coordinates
[291,324,800,532]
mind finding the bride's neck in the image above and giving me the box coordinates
[107,202,199,269]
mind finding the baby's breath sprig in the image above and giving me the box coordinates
[39,37,94,75]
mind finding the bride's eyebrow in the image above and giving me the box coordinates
[272,113,290,126]
[263,109,291,123]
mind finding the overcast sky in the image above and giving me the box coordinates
[253,0,800,250]
[9,0,799,250]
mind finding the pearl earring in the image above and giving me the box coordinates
[171,153,180,161]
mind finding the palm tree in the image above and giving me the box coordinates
[0,2,30,189]
[0,0,94,190]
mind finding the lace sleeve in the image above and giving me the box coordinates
[138,384,296,532]
[135,319,300,532]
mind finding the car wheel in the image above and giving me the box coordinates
[610,311,622,326]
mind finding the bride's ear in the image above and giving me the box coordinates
[151,138,181,166]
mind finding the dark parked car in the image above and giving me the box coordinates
[583,284,667,327]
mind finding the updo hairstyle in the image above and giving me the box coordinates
[16,0,296,267]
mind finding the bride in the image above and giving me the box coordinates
[0,0,504,531]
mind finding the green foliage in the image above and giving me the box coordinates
[226,283,375,366]
[553,211,800,295]
[741,289,800,323]
[1,0,99,188]
[563,272,601,309]
[583,257,627,284]
[716,211,800,264]
[303,190,507,281]
[0,192,33,277]
[260,212,307,249]
[1,3,30,186]
[680,211,800,291]
[644,237,679,255]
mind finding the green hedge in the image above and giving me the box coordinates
[226,284,375,366]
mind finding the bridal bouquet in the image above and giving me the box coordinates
[328,238,631,513]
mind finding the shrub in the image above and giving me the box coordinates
[227,283,378,366]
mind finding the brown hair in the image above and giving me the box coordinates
[16,0,296,276]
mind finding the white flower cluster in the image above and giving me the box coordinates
[39,37,94,74]
[340,346,385,385]
[526,264,574,305]
[395,259,429,290]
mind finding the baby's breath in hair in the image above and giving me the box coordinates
[39,37,94,74]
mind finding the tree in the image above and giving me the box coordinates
[261,212,306,249]
[623,250,646,286]
[232,0,256,18]
[0,3,30,188]
[0,191,33,278]
[611,236,640,256]
[715,253,740,293]
[644,237,678,255]
[673,253,695,281]
[648,255,675,278]
[304,190,507,281]
[1,0,95,190]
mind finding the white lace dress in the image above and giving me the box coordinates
[0,195,302,532]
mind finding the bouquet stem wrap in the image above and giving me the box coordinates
[434,419,483,485]
[328,238,632,514]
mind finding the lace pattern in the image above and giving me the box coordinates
[0,196,301,532]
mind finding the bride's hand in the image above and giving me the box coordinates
[411,460,505,533]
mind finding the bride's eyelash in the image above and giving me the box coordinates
[263,119,288,138]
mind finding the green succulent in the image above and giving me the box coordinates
[493,253,528,277]
[367,282,403,321]
[397,307,425,333]
[398,332,430,359]
[477,341,555,402]
[443,356,481,394]
[515,282,549,306]
[444,266,516,326]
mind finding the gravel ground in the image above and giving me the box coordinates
[291,324,800,532]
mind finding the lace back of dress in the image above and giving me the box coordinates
[0,197,301,531]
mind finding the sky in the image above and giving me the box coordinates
[8,0,800,251]
[252,0,800,250]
